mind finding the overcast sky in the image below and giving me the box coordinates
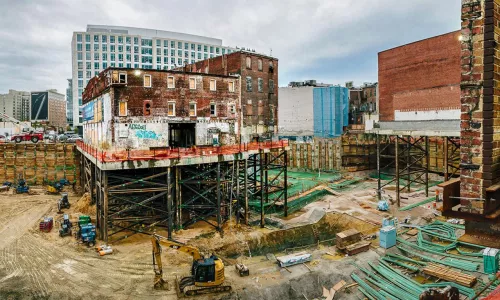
[0,0,460,95]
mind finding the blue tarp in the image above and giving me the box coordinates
[313,86,349,138]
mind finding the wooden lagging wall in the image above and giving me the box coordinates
[287,138,341,170]
[0,144,80,185]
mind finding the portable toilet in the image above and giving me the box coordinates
[483,248,499,274]
[382,217,397,227]
[379,226,397,249]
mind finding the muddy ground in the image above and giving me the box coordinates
[0,177,438,299]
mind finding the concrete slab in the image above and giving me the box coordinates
[367,120,460,137]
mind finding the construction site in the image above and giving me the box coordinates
[1,1,500,300]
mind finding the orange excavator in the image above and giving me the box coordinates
[151,234,232,296]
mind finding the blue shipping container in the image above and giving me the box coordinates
[313,86,349,138]
[379,226,397,249]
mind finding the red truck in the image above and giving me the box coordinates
[11,131,44,143]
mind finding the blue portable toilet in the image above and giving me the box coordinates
[379,226,397,249]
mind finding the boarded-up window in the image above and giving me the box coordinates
[189,77,196,89]
[210,103,216,116]
[258,78,263,92]
[246,57,252,69]
[167,76,175,88]
[168,102,175,116]
[210,79,216,91]
[228,81,235,92]
[230,104,236,114]
[119,101,127,116]
[144,75,151,87]
[258,59,263,71]
[269,79,275,93]
[144,100,152,116]
[189,103,196,116]
[246,77,252,92]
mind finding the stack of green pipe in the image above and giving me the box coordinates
[397,245,479,271]
[397,237,482,263]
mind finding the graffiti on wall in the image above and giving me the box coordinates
[129,123,163,140]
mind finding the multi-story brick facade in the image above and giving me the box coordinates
[82,68,240,149]
[378,31,461,121]
[179,50,278,141]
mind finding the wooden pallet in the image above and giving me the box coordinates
[346,241,371,256]
[422,263,477,287]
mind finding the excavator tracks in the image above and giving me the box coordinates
[176,276,232,297]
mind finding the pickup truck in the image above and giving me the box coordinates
[11,131,44,143]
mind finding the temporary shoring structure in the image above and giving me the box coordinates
[373,120,461,206]
[78,142,288,242]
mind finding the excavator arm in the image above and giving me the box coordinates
[151,234,204,290]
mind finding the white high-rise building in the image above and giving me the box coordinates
[71,25,235,127]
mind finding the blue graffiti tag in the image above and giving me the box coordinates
[135,130,161,140]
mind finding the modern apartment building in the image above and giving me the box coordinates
[0,90,31,121]
[71,25,236,127]
[31,89,67,129]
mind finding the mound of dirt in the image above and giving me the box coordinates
[74,193,96,215]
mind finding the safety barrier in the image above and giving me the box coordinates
[76,140,289,163]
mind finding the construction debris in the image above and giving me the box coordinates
[276,252,312,268]
[336,229,361,250]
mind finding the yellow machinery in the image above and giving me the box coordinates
[151,234,231,296]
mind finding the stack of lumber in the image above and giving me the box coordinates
[336,229,361,250]
[346,241,371,255]
[422,263,477,287]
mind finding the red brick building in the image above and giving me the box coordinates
[82,68,240,149]
[378,31,461,121]
[179,50,278,141]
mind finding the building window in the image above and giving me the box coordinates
[118,45,123,52]
[118,54,123,61]
[119,101,127,116]
[258,59,263,71]
[77,52,83,61]
[178,41,182,49]
[78,71,83,78]
[258,78,263,92]
[85,34,91,43]
[197,44,201,51]
[110,36,115,43]
[269,79,275,93]
[126,45,131,52]
[134,37,138,45]
[78,62,83,69]
[216,47,220,54]
[171,41,175,48]
[204,45,208,52]
[126,37,131,45]
[144,100,152,116]
[77,43,82,51]
[184,43,189,50]
[94,53,99,60]
[86,71,91,78]
[167,76,175,88]
[77,34,82,42]
[246,57,252,69]
[189,77,196,90]
[210,103,216,116]
[168,102,175,116]
[102,35,107,43]
[94,62,100,69]
[229,104,236,114]
[85,44,91,51]
[246,77,252,92]
[86,62,91,69]
[118,36,123,44]
[189,103,196,117]
[228,81,235,92]
[210,79,216,91]
[210,46,214,53]
[119,73,127,84]
[197,53,201,60]
[111,54,115,61]
[144,75,152,87]
[94,35,99,42]
[103,62,108,69]
[164,40,168,47]
[102,44,107,52]
[110,45,115,52]
[102,53,107,61]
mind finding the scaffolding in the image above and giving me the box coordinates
[80,146,288,242]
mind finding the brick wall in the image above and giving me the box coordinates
[378,31,461,121]
[181,51,279,139]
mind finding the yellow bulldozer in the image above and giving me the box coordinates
[151,234,232,296]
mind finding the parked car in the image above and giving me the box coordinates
[11,131,44,143]
[0,134,9,143]
[66,135,83,143]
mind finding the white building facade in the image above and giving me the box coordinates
[278,86,315,137]
[71,25,236,127]
[0,89,31,121]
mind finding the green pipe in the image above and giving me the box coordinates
[398,237,483,262]
[397,245,479,271]
[358,287,377,300]
[385,253,427,266]
[399,196,436,211]
[382,256,420,272]
[351,273,385,300]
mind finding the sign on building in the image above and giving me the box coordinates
[31,92,49,121]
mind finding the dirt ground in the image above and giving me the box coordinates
[0,175,441,299]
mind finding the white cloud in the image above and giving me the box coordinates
[0,0,460,94]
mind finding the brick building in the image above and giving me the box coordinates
[378,31,461,121]
[82,68,240,149]
[179,50,278,141]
